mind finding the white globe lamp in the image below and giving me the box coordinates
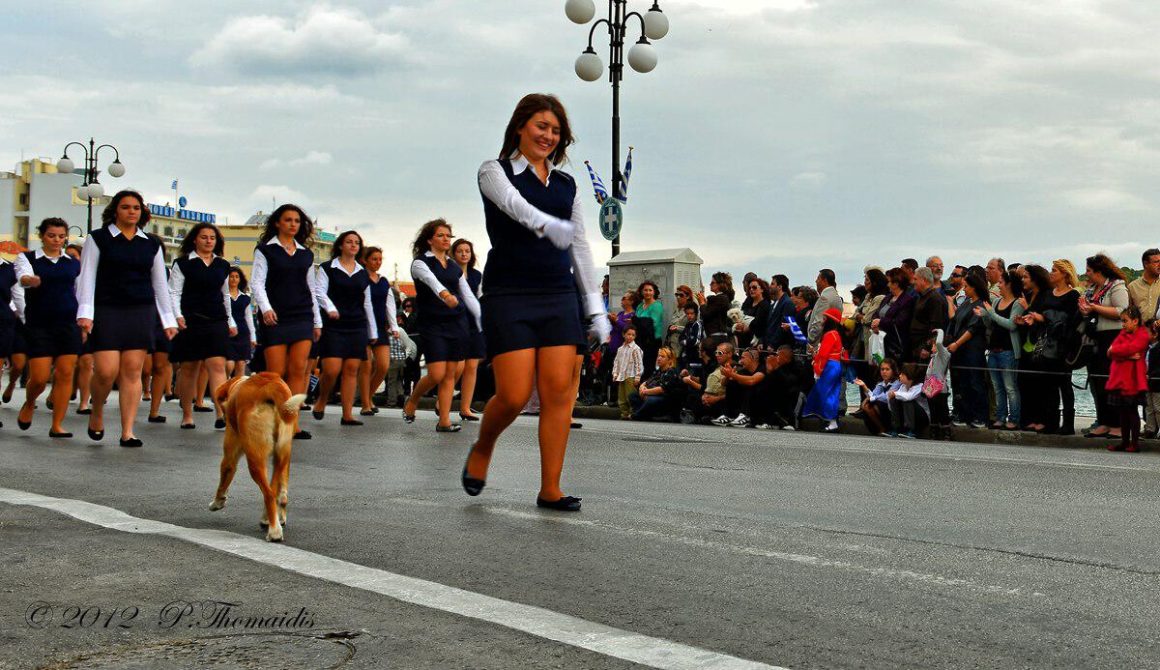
[57,156,75,174]
[565,0,596,24]
[107,160,125,178]
[627,39,657,73]
[643,6,669,40]
[575,48,604,81]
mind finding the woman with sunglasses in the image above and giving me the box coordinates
[735,278,770,350]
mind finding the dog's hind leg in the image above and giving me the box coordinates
[246,458,283,542]
[271,444,291,526]
[209,434,243,511]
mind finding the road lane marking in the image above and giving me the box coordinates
[0,486,787,670]
[393,497,1042,598]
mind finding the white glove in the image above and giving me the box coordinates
[540,219,575,250]
[588,313,612,343]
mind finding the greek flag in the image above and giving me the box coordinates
[617,146,633,203]
[171,179,178,190]
[786,316,808,344]
[584,161,608,205]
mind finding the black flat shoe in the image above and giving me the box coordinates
[147,415,167,423]
[18,419,31,431]
[360,409,376,416]
[119,437,143,448]
[180,423,196,430]
[214,418,226,429]
[461,445,486,496]
[536,495,582,512]
[436,423,462,433]
[403,409,415,424]
[459,413,480,422]
[312,410,325,421]
[341,418,364,426]
[294,430,312,440]
[76,407,92,415]
[570,421,583,429]
[193,406,213,413]
[87,427,104,441]
[49,431,73,439]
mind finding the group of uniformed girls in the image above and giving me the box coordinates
[0,196,419,445]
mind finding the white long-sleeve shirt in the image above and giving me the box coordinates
[75,227,177,330]
[233,293,259,344]
[478,153,604,319]
[372,275,401,337]
[314,258,378,341]
[168,252,237,329]
[249,237,323,329]
[410,253,482,331]
[12,249,69,323]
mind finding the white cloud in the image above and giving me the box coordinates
[789,171,827,191]
[290,151,333,167]
[249,185,310,208]
[190,6,408,77]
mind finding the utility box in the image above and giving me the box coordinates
[607,248,704,312]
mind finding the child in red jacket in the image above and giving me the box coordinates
[1106,305,1150,452]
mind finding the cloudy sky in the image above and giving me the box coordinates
[3,0,1159,292]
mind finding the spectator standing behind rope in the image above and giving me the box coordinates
[735,278,770,350]
[12,218,82,438]
[976,270,1024,430]
[1105,305,1149,452]
[910,267,948,363]
[853,268,888,383]
[945,273,989,428]
[76,190,178,448]
[1144,321,1160,439]
[1128,248,1160,322]
[1080,254,1129,439]
[807,269,843,350]
[666,285,693,360]
[871,268,916,363]
[763,274,794,350]
[699,272,734,344]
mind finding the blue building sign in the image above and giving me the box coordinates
[148,203,216,224]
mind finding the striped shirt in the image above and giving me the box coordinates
[612,341,644,382]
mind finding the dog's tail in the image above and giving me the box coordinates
[279,394,308,424]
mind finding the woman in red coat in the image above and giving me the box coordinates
[1106,305,1149,452]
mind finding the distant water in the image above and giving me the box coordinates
[846,369,1097,418]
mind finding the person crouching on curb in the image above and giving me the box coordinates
[802,307,848,432]
[854,357,900,436]
[612,325,644,420]
[887,363,928,438]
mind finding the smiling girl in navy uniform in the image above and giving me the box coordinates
[169,222,238,430]
[403,219,481,432]
[250,204,323,440]
[311,230,379,426]
[76,190,178,447]
[13,218,82,437]
[461,94,610,512]
[226,266,257,380]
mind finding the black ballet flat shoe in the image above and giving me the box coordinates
[459,413,480,422]
[294,430,312,440]
[147,415,167,424]
[536,495,582,512]
[360,408,376,416]
[76,407,92,415]
[119,437,143,448]
[18,419,31,431]
[0,389,11,404]
[214,418,226,430]
[341,418,364,426]
[49,431,73,439]
[180,423,196,430]
[312,409,325,421]
[46,398,54,410]
[403,410,416,424]
[164,393,177,402]
[436,423,462,433]
[193,405,213,413]
[87,427,104,441]
[570,421,583,429]
[461,447,485,496]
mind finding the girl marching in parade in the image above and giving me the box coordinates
[462,93,610,511]
[0,253,17,428]
[311,230,379,426]
[453,238,485,422]
[226,266,257,381]
[403,219,480,432]
[65,243,94,415]
[76,190,178,447]
[169,222,237,430]
[360,246,401,416]
[250,204,322,440]
[13,218,82,437]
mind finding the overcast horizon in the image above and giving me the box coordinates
[4,0,1159,292]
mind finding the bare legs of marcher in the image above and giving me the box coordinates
[404,361,457,429]
[456,358,482,420]
[465,346,581,508]
[265,341,314,438]
[19,355,77,436]
[89,349,147,443]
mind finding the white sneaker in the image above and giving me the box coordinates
[823,420,839,432]
[781,425,796,431]
[730,413,750,427]
[754,423,772,430]
[711,415,732,426]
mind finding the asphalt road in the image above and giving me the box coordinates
[1,399,1159,669]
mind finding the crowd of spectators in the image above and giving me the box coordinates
[595,249,1160,452]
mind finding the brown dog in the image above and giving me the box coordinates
[209,373,307,542]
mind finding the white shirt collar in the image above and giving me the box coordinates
[34,249,65,262]
[508,152,557,177]
[109,226,149,240]
[265,237,306,250]
[187,251,220,261]
[329,257,365,275]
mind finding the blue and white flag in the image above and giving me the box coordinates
[584,161,608,205]
[617,146,633,203]
[171,179,178,190]
[786,316,808,344]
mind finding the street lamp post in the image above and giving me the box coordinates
[56,138,126,234]
[568,0,669,258]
